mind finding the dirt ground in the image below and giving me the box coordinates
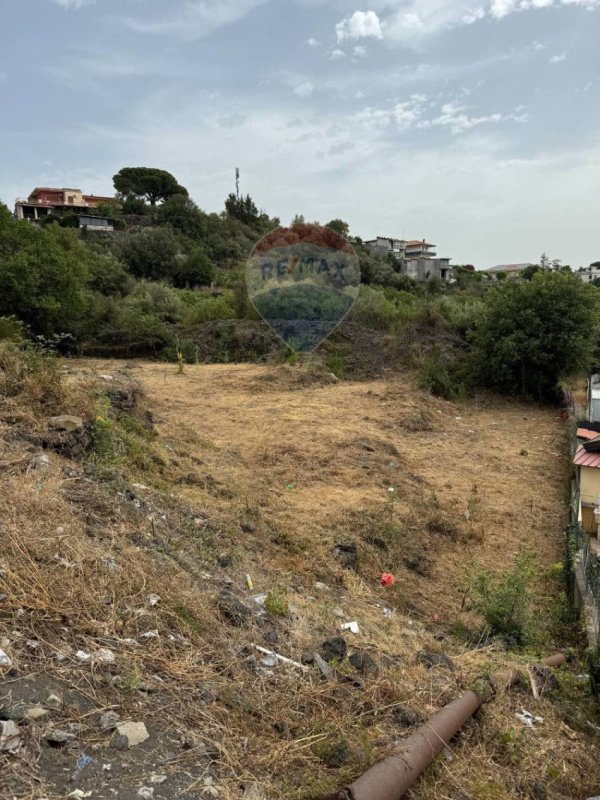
[1,359,598,800]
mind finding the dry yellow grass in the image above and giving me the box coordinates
[0,357,598,800]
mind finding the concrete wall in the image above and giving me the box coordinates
[580,465,600,508]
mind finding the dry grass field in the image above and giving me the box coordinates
[1,356,599,800]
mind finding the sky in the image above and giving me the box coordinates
[1,1,600,268]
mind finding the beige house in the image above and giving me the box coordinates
[574,429,600,534]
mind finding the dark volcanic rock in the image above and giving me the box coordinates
[348,651,378,675]
[333,540,358,570]
[391,705,423,728]
[321,637,347,663]
[416,651,456,671]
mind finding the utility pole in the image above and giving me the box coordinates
[235,167,240,199]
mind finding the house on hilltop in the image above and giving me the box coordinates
[15,187,119,230]
[483,263,535,279]
[364,236,452,282]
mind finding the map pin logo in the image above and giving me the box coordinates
[246,223,360,353]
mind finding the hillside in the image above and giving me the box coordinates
[1,355,599,800]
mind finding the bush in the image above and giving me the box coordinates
[179,291,237,325]
[469,549,535,645]
[118,227,180,281]
[174,247,215,288]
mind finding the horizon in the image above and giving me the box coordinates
[1,1,600,269]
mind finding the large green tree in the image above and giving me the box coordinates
[117,227,180,281]
[0,203,91,336]
[113,167,188,206]
[472,270,600,399]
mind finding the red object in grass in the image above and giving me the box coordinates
[380,573,395,587]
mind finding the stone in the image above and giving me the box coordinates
[321,637,347,663]
[300,651,315,665]
[44,728,77,746]
[45,694,62,709]
[99,711,120,732]
[31,454,52,471]
[0,720,21,751]
[0,648,12,668]
[348,652,379,675]
[264,630,279,646]
[112,721,149,749]
[241,521,257,533]
[137,789,154,799]
[333,539,358,570]
[517,780,547,800]
[416,651,456,671]
[48,415,84,432]
[150,775,168,785]
[392,705,423,728]
[25,706,50,721]
[217,591,251,627]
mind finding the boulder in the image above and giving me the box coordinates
[48,415,84,432]
[112,721,149,749]
[321,637,347,663]
[416,651,456,671]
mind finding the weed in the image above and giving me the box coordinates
[264,588,289,617]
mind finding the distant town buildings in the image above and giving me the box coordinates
[15,187,118,231]
[364,236,451,282]
[577,265,600,284]
[482,263,535,279]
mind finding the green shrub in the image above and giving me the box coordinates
[469,548,535,645]
[180,292,236,325]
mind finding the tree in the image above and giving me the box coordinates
[173,247,215,288]
[326,219,350,239]
[113,167,188,206]
[0,204,90,337]
[225,193,259,224]
[472,270,600,400]
[156,194,208,239]
[118,227,180,281]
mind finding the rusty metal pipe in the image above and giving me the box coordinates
[325,653,564,800]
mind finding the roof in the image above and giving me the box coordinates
[488,264,533,273]
[577,428,599,440]
[29,187,81,196]
[405,240,435,247]
[574,442,600,468]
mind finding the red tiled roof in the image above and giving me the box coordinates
[578,428,599,440]
[574,442,600,468]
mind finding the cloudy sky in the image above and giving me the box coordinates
[1,0,599,267]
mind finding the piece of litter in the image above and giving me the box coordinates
[341,621,360,635]
[69,792,92,799]
[0,649,12,668]
[140,631,159,640]
[147,594,161,607]
[137,789,154,800]
[314,581,329,591]
[313,652,334,678]
[515,709,544,727]
[103,763,112,771]
[253,644,309,672]
[95,648,116,664]
[245,574,254,590]
[253,594,268,606]
[75,650,91,663]
[380,573,395,587]
[260,654,278,668]
[383,607,393,619]
[0,720,21,752]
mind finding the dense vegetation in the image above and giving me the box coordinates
[1,167,599,401]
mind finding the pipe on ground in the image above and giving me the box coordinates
[324,653,565,800]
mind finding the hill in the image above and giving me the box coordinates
[1,351,599,799]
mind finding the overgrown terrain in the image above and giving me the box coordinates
[1,347,599,799]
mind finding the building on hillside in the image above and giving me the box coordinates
[577,265,600,284]
[15,187,118,224]
[363,236,452,282]
[483,263,535,279]
[573,431,600,536]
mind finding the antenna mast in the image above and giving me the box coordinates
[235,167,240,199]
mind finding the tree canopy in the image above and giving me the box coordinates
[472,270,600,399]
[113,167,188,206]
